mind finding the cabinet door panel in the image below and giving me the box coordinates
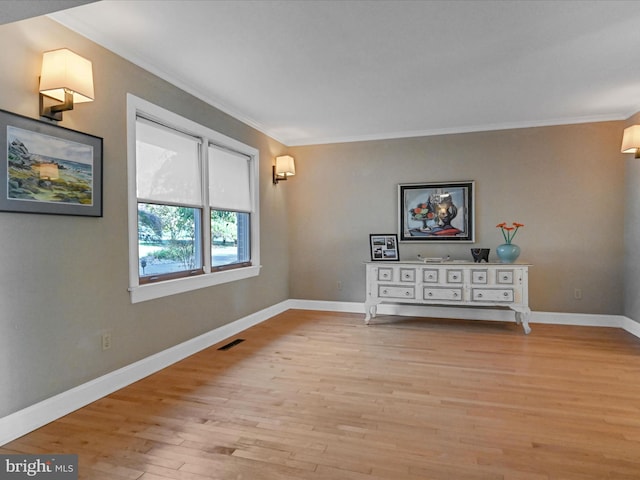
[446,270,463,283]
[400,268,416,282]
[423,269,439,283]
[424,287,463,301]
[379,285,415,299]
[378,268,394,281]
[472,288,514,302]
[496,270,514,284]
[471,270,488,284]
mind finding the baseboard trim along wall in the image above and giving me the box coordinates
[287,299,630,329]
[1,299,638,446]
[0,302,289,447]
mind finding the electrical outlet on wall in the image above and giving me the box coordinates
[101,332,112,351]
[574,288,582,300]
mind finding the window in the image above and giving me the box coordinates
[208,145,252,270]
[127,94,260,303]
[136,118,203,282]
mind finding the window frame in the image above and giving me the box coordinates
[126,94,260,303]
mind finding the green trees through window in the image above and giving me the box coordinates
[138,204,200,276]
[138,206,248,277]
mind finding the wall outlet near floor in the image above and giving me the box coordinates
[574,288,582,300]
[101,332,112,351]
[337,280,343,291]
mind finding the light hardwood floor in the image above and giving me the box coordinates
[3,310,640,479]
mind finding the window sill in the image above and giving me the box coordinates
[129,265,261,303]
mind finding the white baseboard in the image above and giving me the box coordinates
[622,315,640,338]
[291,299,640,338]
[0,301,290,447]
[530,311,624,328]
[289,299,631,329]
[2,299,638,447]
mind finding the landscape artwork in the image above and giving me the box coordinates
[7,126,94,205]
[0,109,103,217]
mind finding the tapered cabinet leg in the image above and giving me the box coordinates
[364,303,377,325]
[514,309,531,334]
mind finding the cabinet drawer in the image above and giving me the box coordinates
[446,269,463,283]
[471,269,488,284]
[423,269,439,283]
[378,268,394,281]
[497,270,514,284]
[400,268,416,282]
[424,287,463,301]
[472,288,514,302]
[379,285,415,299]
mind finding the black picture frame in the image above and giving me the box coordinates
[0,109,103,217]
[369,234,400,261]
[398,181,474,242]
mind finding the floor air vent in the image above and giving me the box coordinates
[218,338,245,351]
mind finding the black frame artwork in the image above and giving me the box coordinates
[0,109,103,217]
[398,181,474,242]
[369,234,400,261]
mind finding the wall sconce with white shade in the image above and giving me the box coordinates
[39,48,94,121]
[621,125,640,158]
[273,155,295,184]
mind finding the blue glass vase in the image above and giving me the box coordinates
[496,243,520,263]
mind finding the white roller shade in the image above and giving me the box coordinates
[208,145,252,212]
[136,118,202,206]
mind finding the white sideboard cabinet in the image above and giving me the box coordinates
[364,262,532,334]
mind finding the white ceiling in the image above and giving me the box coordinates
[50,0,640,146]
[0,0,93,25]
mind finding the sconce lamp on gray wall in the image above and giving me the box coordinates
[621,125,640,158]
[273,155,295,184]
[39,48,94,121]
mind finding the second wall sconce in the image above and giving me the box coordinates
[273,155,296,184]
[621,125,640,158]
[39,48,94,121]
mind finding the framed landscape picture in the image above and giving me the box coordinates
[369,234,399,261]
[398,181,474,242]
[0,109,103,217]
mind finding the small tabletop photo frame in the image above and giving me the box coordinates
[369,234,399,261]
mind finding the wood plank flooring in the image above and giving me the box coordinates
[3,310,640,479]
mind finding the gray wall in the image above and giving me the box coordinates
[624,112,640,324]
[288,122,626,315]
[0,17,291,417]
